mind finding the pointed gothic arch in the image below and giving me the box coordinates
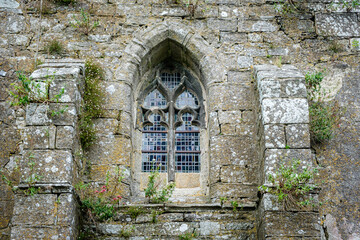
[115,21,227,202]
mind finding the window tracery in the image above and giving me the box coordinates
[140,67,203,181]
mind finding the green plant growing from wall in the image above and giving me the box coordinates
[23,156,43,196]
[150,209,163,223]
[351,39,359,49]
[220,196,227,207]
[259,159,320,210]
[273,0,307,15]
[145,164,175,203]
[75,167,125,222]
[45,39,64,55]
[9,71,66,107]
[305,71,342,143]
[71,9,99,35]
[126,206,146,220]
[330,0,360,11]
[178,231,198,240]
[230,200,238,212]
[119,226,135,238]
[79,59,104,149]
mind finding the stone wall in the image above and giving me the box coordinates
[84,204,257,239]
[0,0,359,239]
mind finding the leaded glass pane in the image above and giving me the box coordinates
[142,154,167,172]
[161,72,181,90]
[175,153,200,173]
[176,113,199,131]
[144,114,167,131]
[143,89,167,109]
[175,113,200,173]
[176,90,199,109]
[142,114,167,172]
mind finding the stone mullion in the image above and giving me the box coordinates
[168,100,175,182]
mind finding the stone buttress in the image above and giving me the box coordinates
[9,59,84,240]
[254,65,321,239]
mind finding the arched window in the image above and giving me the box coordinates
[140,66,203,182]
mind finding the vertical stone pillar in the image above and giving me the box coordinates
[254,65,320,239]
[10,60,84,240]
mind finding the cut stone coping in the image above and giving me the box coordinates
[116,202,257,211]
[39,59,85,71]
[16,183,73,193]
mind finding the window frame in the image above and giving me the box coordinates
[139,66,204,182]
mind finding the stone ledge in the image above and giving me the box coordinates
[116,202,257,211]
[16,183,74,193]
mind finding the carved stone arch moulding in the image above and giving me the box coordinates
[116,21,226,203]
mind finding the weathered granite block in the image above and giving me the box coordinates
[11,227,58,240]
[157,213,184,222]
[0,0,20,8]
[12,194,57,226]
[117,111,131,136]
[49,104,77,126]
[5,15,25,34]
[101,81,132,112]
[10,226,74,240]
[93,118,119,136]
[227,71,252,85]
[23,126,56,149]
[26,104,51,126]
[255,67,303,81]
[211,183,258,200]
[130,222,199,236]
[267,47,289,56]
[49,80,79,103]
[264,149,313,185]
[315,13,360,37]
[210,136,255,166]
[30,67,82,81]
[285,124,310,148]
[263,212,321,237]
[261,98,309,124]
[209,111,220,136]
[207,18,238,32]
[238,20,278,32]
[220,165,246,183]
[20,150,73,184]
[200,221,220,236]
[218,110,242,125]
[28,81,48,102]
[261,193,319,212]
[86,136,131,165]
[264,124,285,148]
[56,126,75,149]
[237,55,254,69]
[220,32,247,43]
[221,221,254,230]
[235,124,255,137]
[209,84,254,111]
[57,193,77,227]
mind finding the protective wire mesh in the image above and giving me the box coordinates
[176,90,199,108]
[161,72,181,90]
[143,89,167,108]
[142,114,167,172]
[175,113,200,173]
